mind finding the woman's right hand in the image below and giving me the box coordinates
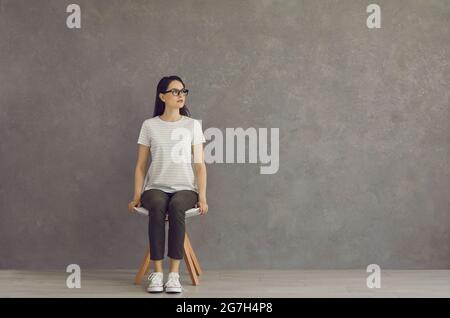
[128,196,142,213]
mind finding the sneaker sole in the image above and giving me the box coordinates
[165,287,182,293]
[147,286,164,293]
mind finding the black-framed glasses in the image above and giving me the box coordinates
[163,88,189,97]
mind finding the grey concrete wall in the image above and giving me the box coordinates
[0,0,449,270]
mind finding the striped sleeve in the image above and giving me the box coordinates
[137,120,150,147]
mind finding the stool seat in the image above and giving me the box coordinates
[133,206,201,219]
[132,206,202,286]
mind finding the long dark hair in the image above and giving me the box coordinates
[152,75,191,118]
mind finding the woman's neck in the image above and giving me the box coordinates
[160,109,182,122]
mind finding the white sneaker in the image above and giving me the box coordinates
[164,272,183,293]
[146,272,164,293]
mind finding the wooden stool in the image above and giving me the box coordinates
[134,215,202,286]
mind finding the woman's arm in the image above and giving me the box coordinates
[193,143,208,214]
[133,144,151,200]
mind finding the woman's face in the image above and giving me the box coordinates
[159,80,186,110]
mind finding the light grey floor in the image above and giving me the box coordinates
[0,270,449,298]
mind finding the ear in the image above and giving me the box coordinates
[159,93,165,102]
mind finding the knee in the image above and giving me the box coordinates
[141,195,167,214]
[168,198,186,214]
[168,200,187,220]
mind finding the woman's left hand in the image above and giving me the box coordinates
[195,200,208,215]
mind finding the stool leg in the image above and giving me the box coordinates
[185,233,202,276]
[183,233,199,285]
[134,247,151,285]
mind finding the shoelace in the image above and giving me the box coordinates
[165,274,184,291]
[147,272,163,284]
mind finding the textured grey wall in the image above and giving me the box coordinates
[0,0,449,270]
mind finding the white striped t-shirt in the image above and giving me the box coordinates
[137,115,206,194]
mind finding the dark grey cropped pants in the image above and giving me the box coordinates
[140,188,198,260]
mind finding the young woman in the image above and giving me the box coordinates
[128,75,208,293]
